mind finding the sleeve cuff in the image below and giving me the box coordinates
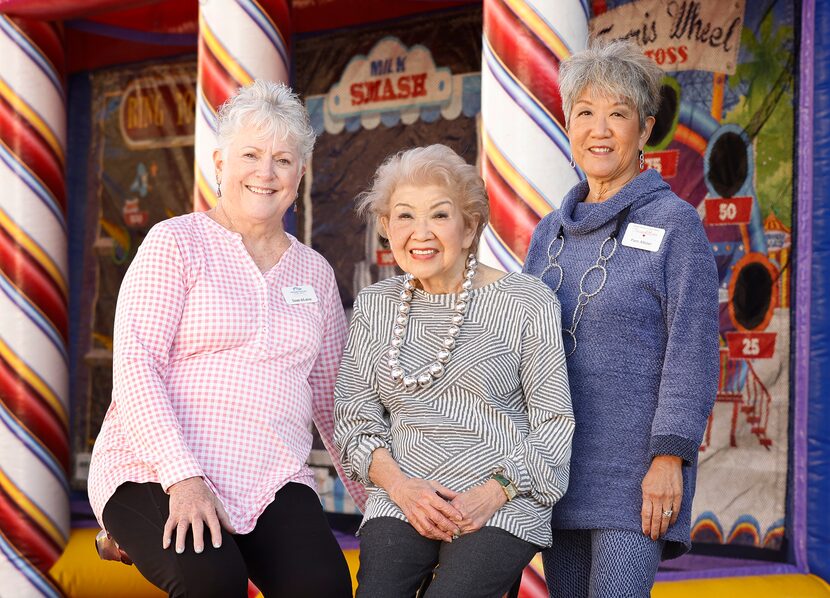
[158,457,204,492]
[649,434,699,465]
[351,436,391,486]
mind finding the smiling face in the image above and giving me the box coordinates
[213,123,304,226]
[381,184,478,294]
[568,88,655,193]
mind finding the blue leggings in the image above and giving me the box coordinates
[542,529,663,598]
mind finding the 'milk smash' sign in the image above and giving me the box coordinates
[326,37,452,120]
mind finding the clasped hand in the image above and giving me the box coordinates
[388,478,507,542]
[163,477,235,554]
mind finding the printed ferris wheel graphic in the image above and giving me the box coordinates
[696,123,788,453]
[639,65,784,454]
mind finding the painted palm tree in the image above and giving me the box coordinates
[729,9,794,135]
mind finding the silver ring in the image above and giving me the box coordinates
[662,509,673,518]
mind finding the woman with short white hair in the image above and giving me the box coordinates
[523,40,719,597]
[88,79,365,597]
[335,144,574,597]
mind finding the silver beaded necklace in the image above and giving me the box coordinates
[541,205,630,356]
[388,254,477,392]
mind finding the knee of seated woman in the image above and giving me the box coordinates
[165,554,249,598]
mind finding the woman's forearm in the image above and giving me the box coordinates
[367,448,408,494]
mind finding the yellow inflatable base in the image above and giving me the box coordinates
[50,528,354,598]
[51,529,830,597]
[652,573,830,598]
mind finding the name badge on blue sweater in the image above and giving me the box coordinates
[621,223,665,252]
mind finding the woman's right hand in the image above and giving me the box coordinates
[163,477,235,554]
[387,477,464,542]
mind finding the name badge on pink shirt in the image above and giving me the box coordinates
[282,285,319,305]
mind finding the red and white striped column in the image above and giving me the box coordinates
[194,0,291,211]
[0,15,69,598]
[480,0,588,271]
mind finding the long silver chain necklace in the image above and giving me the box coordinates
[388,254,477,392]
[541,205,630,356]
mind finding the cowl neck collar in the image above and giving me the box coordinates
[559,169,669,235]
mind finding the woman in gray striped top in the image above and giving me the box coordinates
[334,144,575,597]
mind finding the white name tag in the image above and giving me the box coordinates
[282,285,318,305]
[621,223,665,252]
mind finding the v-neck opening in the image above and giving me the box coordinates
[196,211,296,279]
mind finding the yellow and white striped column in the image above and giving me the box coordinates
[194,0,291,211]
[480,0,588,270]
[0,14,69,598]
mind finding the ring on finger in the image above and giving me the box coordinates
[662,508,673,518]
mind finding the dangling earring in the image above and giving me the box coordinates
[639,150,645,171]
[216,180,222,198]
[569,155,575,169]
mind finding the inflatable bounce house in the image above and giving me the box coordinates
[0,0,829,595]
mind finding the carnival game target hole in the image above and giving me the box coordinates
[647,83,679,148]
[732,261,774,331]
[708,132,748,198]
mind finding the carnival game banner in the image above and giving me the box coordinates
[593,0,795,556]
[72,60,196,484]
[592,0,745,73]
[296,7,482,309]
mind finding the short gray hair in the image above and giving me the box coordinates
[356,144,489,252]
[216,79,316,164]
[559,39,662,131]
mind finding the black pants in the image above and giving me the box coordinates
[102,482,352,598]
[356,517,537,598]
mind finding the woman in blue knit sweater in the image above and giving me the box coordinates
[523,40,719,597]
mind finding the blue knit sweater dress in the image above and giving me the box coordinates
[522,169,719,558]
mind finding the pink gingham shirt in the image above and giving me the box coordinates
[88,212,366,533]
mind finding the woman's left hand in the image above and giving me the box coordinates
[451,480,508,537]
[641,455,683,540]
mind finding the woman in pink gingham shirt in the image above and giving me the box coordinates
[87,80,365,598]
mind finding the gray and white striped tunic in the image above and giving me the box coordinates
[334,272,574,547]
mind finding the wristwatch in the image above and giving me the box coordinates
[490,472,518,501]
